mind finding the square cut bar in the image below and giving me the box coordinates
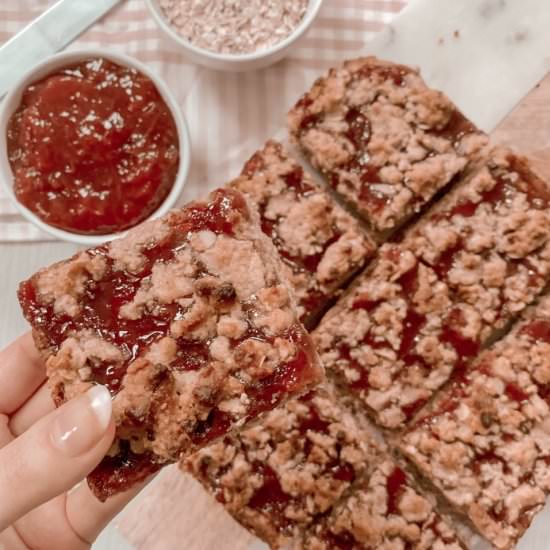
[298,460,464,550]
[401,294,550,549]
[18,188,323,501]
[288,56,488,235]
[314,147,550,429]
[231,140,376,327]
[185,386,381,549]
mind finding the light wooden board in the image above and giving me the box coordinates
[492,73,550,179]
[2,74,550,550]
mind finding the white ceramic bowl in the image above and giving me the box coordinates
[0,48,191,246]
[145,0,324,72]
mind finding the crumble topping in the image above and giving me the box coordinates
[46,330,124,402]
[17,52,550,549]
[401,294,550,549]
[288,57,488,233]
[34,252,108,317]
[314,147,550,428]
[119,248,197,320]
[299,460,463,550]
[185,386,381,549]
[109,217,171,274]
[231,140,375,326]
[18,188,323,501]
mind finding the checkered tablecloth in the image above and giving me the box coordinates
[0,0,406,242]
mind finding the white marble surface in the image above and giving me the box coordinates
[367,0,550,132]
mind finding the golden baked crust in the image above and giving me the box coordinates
[314,147,550,428]
[288,56,488,235]
[231,140,376,327]
[401,294,550,549]
[18,188,323,501]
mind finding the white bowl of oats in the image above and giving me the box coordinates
[146,0,323,71]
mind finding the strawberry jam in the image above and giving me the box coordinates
[386,467,407,515]
[87,441,162,500]
[7,57,179,235]
[248,463,292,515]
[245,326,319,418]
[521,319,550,344]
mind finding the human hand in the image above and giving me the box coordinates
[0,333,140,549]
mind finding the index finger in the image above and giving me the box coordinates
[0,332,46,415]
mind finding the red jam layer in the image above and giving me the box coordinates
[521,319,550,344]
[248,463,291,518]
[245,325,320,419]
[7,57,180,235]
[386,467,407,516]
[347,251,479,420]
[88,441,162,501]
[321,531,355,550]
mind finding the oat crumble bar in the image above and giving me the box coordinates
[314,147,550,428]
[231,140,376,327]
[298,460,464,550]
[18,188,323,501]
[185,386,380,549]
[401,294,550,549]
[288,57,487,234]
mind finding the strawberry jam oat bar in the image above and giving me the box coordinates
[185,386,380,549]
[18,188,323,501]
[401,294,550,549]
[288,57,487,235]
[231,140,376,327]
[298,460,464,550]
[314,147,550,429]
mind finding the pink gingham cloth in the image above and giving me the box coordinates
[0,0,406,242]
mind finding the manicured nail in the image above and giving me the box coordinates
[50,385,112,457]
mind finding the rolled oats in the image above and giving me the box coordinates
[158,0,309,55]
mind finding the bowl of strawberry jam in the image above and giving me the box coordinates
[0,49,190,245]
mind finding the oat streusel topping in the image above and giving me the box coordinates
[314,147,550,429]
[18,188,323,501]
[299,460,464,550]
[186,386,381,549]
[158,0,308,55]
[402,294,550,549]
[288,57,488,234]
[231,140,376,327]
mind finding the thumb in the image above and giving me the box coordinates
[0,385,114,531]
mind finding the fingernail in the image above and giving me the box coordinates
[87,385,113,431]
[50,385,112,457]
